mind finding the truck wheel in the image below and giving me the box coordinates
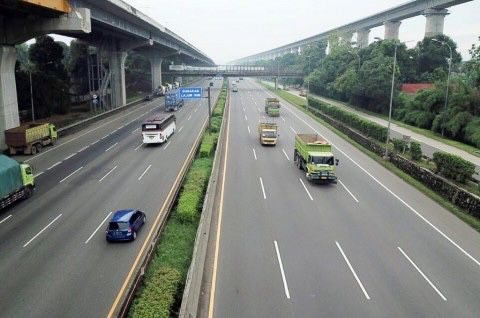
[31,145,37,155]
[51,137,57,146]
[36,143,42,153]
[24,187,33,199]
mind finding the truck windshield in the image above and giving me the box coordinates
[311,156,334,165]
[262,131,277,138]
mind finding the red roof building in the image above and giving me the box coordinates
[401,83,433,95]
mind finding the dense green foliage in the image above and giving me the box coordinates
[308,97,388,142]
[433,151,476,183]
[129,81,227,318]
[410,141,423,161]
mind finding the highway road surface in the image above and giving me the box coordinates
[0,78,221,318]
[208,78,480,318]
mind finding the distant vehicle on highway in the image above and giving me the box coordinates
[239,77,243,80]
[0,154,34,210]
[144,94,153,101]
[210,82,214,87]
[174,81,180,89]
[232,84,238,92]
[5,123,57,155]
[106,209,146,242]
[258,122,278,146]
[265,97,280,117]
[299,90,307,97]
[165,89,184,111]
[164,83,173,91]
[294,134,339,183]
[142,114,176,144]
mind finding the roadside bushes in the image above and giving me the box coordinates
[392,138,408,153]
[433,151,476,183]
[198,133,218,158]
[308,97,388,142]
[410,141,423,161]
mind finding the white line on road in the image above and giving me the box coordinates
[299,178,313,201]
[247,126,251,134]
[278,97,480,268]
[194,108,198,113]
[59,166,83,183]
[134,143,143,151]
[244,114,248,121]
[138,164,152,181]
[131,128,139,134]
[252,148,257,160]
[282,148,290,161]
[105,142,118,152]
[398,247,447,301]
[85,212,112,244]
[336,241,370,300]
[259,177,267,199]
[188,115,192,121]
[178,126,184,133]
[78,145,89,152]
[281,116,286,122]
[290,126,298,134]
[164,141,171,149]
[64,153,77,161]
[23,214,62,248]
[243,107,246,112]
[99,166,118,182]
[47,161,61,170]
[274,240,291,299]
[0,215,12,225]
[34,171,44,178]
[338,180,359,203]
[90,140,99,146]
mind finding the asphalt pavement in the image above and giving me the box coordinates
[0,78,221,318]
[209,78,480,318]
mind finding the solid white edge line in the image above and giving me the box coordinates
[47,161,62,170]
[99,166,118,182]
[78,145,89,152]
[274,240,291,299]
[338,180,359,203]
[64,153,76,161]
[59,166,83,183]
[299,178,314,201]
[23,214,62,248]
[252,148,257,160]
[34,171,44,178]
[164,141,171,149]
[247,126,251,134]
[398,247,447,301]
[85,211,113,244]
[275,88,480,268]
[336,241,371,300]
[290,126,297,134]
[282,148,290,161]
[178,126,184,133]
[105,142,118,152]
[259,177,266,199]
[0,215,12,225]
[138,164,152,181]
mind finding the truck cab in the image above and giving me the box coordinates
[265,98,280,117]
[20,163,35,188]
[258,123,278,146]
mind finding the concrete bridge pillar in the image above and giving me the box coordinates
[106,45,127,108]
[149,55,163,92]
[357,29,370,48]
[384,20,401,40]
[0,46,20,150]
[424,8,449,37]
[341,32,353,45]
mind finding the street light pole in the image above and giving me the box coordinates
[306,53,311,111]
[432,39,453,137]
[384,43,398,159]
[29,69,35,122]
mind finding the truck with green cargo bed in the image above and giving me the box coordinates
[265,97,280,117]
[5,123,57,155]
[0,155,35,209]
[258,123,278,146]
[293,134,339,183]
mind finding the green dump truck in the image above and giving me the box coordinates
[258,123,278,146]
[0,155,35,209]
[5,123,57,155]
[294,134,339,183]
[265,97,280,117]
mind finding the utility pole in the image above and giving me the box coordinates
[207,85,211,131]
[28,68,35,122]
[432,39,453,137]
[384,43,398,159]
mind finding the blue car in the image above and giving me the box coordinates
[106,209,146,242]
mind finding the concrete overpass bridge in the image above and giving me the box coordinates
[163,65,304,78]
[231,0,472,64]
[0,0,214,149]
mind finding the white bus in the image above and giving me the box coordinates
[142,114,176,144]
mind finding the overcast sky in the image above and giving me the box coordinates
[53,0,479,64]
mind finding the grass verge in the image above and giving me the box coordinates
[128,82,228,318]
[262,83,480,233]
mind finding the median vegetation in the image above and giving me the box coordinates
[129,82,228,318]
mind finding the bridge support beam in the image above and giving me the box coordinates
[424,8,449,38]
[357,29,370,48]
[0,46,20,150]
[384,20,401,40]
[149,54,163,92]
[106,43,127,108]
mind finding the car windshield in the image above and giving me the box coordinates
[311,156,334,165]
[262,131,277,138]
[108,222,129,231]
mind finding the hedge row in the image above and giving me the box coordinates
[308,97,388,142]
[129,80,228,318]
[198,133,219,158]
[433,151,476,183]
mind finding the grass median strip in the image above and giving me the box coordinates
[128,83,227,318]
[262,83,480,233]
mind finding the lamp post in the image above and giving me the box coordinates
[306,48,311,111]
[432,38,453,137]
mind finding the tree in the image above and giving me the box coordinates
[417,35,461,79]
[464,36,480,87]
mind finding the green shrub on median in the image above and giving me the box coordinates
[410,141,422,161]
[433,151,476,183]
[307,97,388,142]
[199,133,218,158]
